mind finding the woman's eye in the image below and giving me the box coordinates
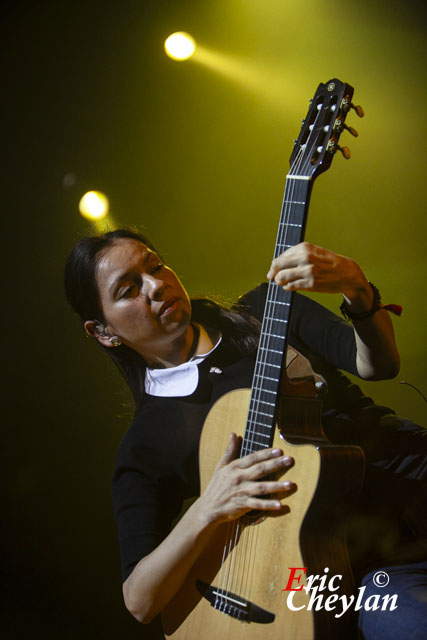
[120,285,136,298]
[152,262,164,273]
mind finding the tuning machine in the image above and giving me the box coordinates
[327,140,351,159]
[334,120,359,137]
[350,103,364,118]
[344,124,358,137]
[337,145,351,159]
[341,98,365,118]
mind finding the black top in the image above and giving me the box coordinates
[112,285,398,582]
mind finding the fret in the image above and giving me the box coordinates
[264,316,288,324]
[247,409,274,419]
[252,374,279,383]
[251,383,279,395]
[245,427,271,436]
[279,222,302,228]
[252,386,276,394]
[258,346,285,354]
[254,358,280,367]
[254,359,282,370]
[282,200,305,205]
[262,333,285,340]
[242,443,269,452]
[249,397,276,407]
[263,300,291,307]
[276,243,294,251]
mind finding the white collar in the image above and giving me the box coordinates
[145,332,222,397]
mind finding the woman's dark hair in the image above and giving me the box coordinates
[64,228,260,409]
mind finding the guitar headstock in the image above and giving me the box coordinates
[289,79,363,179]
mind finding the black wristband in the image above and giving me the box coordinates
[340,282,382,322]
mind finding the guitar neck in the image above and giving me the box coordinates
[240,77,357,458]
[241,177,313,457]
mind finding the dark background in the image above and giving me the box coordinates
[3,1,426,637]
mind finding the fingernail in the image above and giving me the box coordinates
[282,456,293,465]
[272,449,282,456]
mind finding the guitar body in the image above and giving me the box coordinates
[163,78,365,639]
[163,358,364,639]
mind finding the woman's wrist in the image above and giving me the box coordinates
[189,496,219,533]
[341,282,383,322]
[340,263,373,313]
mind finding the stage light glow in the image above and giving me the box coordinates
[164,32,196,60]
[192,46,304,115]
[79,191,109,220]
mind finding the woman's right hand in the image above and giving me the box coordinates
[197,432,296,526]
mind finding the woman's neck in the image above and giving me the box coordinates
[146,323,217,369]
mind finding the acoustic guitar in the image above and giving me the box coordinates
[163,78,365,639]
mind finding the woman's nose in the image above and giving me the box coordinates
[144,275,166,301]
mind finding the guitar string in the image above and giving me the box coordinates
[223,146,306,607]
[214,527,231,610]
[239,516,255,600]
[242,158,302,607]
[240,107,325,604]
[232,520,246,600]
[215,99,331,614]
[247,154,305,607]
[241,146,305,600]
[246,113,321,456]
[244,146,304,454]
[244,96,327,454]
[246,148,303,458]
[225,520,241,604]
[218,520,239,612]
[216,130,316,608]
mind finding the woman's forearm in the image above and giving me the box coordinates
[341,280,400,380]
[122,497,216,623]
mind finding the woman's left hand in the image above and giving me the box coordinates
[267,241,400,380]
[266,242,371,306]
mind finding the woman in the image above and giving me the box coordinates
[64,228,426,639]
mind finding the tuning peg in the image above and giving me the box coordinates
[344,124,359,137]
[334,120,358,137]
[337,144,351,159]
[350,103,364,118]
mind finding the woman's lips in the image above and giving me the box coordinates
[159,297,179,316]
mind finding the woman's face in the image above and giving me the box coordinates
[91,238,192,363]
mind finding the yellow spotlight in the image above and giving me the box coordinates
[164,32,196,61]
[79,191,109,220]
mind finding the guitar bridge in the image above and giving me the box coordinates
[196,580,275,624]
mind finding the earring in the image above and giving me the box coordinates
[109,336,121,347]
[95,322,108,337]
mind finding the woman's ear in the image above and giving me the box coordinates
[84,320,115,347]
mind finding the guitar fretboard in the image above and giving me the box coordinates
[241,177,312,457]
